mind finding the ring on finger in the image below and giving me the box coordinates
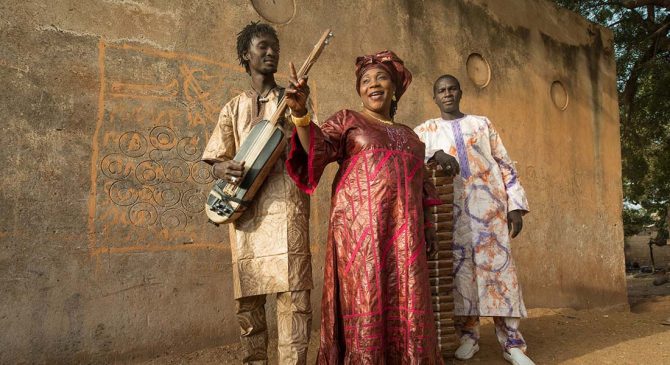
[230,176,238,183]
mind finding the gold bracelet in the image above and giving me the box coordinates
[291,113,311,127]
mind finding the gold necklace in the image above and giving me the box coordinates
[362,110,394,125]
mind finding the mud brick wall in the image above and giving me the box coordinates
[0,0,626,363]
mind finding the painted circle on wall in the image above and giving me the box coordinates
[138,187,154,202]
[551,81,569,110]
[150,126,177,151]
[191,161,215,185]
[466,53,492,89]
[164,159,190,183]
[100,153,133,180]
[136,160,163,186]
[109,180,139,206]
[160,209,188,230]
[182,188,207,213]
[177,136,202,162]
[251,0,296,24]
[119,131,148,158]
[128,202,158,227]
[152,183,181,208]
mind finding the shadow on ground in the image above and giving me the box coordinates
[132,276,670,365]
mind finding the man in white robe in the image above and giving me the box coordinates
[414,75,535,365]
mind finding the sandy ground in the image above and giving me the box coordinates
[133,275,670,365]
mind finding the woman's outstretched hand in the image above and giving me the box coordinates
[285,62,310,117]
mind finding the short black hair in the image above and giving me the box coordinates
[433,74,461,95]
[236,21,279,74]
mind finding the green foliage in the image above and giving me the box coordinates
[622,205,653,236]
[553,0,670,237]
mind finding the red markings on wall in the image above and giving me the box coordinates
[88,40,248,257]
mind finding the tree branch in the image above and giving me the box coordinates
[646,18,670,40]
[621,0,670,9]
[621,42,662,123]
[588,0,670,10]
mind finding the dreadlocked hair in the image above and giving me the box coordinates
[236,21,279,74]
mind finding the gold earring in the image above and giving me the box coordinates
[392,95,397,102]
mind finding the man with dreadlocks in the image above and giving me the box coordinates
[201,22,314,365]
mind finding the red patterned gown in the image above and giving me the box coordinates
[286,110,443,364]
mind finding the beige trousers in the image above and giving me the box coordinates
[236,290,312,365]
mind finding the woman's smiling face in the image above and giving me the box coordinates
[358,67,396,117]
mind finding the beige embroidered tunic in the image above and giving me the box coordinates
[202,88,313,299]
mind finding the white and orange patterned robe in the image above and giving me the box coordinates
[415,115,529,317]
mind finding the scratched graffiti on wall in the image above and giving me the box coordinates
[88,41,249,256]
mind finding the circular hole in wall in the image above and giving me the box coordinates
[551,80,569,110]
[251,0,296,25]
[466,53,491,89]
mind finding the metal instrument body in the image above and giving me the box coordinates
[205,29,333,224]
[206,121,286,223]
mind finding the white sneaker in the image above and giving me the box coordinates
[454,338,479,360]
[503,348,535,365]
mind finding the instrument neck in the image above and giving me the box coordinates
[260,29,332,127]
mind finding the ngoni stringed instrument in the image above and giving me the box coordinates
[205,29,333,224]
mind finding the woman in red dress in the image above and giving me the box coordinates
[285,50,443,364]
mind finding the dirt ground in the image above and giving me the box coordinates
[132,275,670,365]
